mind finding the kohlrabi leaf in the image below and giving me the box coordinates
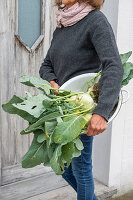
[43,160,51,167]
[19,75,51,95]
[37,133,47,143]
[72,147,81,158]
[45,120,57,136]
[22,134,49,168]
[21,125,44,135]
[120,51,132,65]
[2,95,24,113]
[56,116,63,124]
[122,62,133,87]
[61,142,75,162]
[21,112,61,135]
[47,142,57,160]
[13,94,49,119]
[25,91,32,99]
[57,106,64,115]
[73,137,84,151]
[53,115,87,144]
[50,145,63,175]
[2,95,35,123]
[45,121,58,160]
[122,69,133,86]
[43,97,54,108]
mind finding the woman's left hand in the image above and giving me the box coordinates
[84,114,107,136]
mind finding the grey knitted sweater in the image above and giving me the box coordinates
[39,9,124,121]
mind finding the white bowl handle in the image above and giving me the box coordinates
[121,89,130,104]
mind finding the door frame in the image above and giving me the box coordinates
[0,53,2,186]
[0,102,2,187]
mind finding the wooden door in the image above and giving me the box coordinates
[0,0,66,198]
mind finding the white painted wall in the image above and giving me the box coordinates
[108,0,133,196]
[101,0,119,37]
[93,1,133,196]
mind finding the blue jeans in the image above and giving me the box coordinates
[62,134,98,200]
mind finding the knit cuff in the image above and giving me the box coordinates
[92,103,114,122]
[42,73,58,83]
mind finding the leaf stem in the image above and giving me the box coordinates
[87,70,102,85]
[42,84,76,93]
[63,105,83,113]
[62,105,95,118]
[51,92,83,102]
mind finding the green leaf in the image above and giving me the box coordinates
[56,117,63,124]
[22,134,49,168]
[43,160,51,167]
[73,137,84,151]
[61,142,75,162]
[63,114,79,122]
[63,102,74,110]
[2,95,35,123]
[120,51,132,65]
[72,147,81,158]
[122,62,133,80]
[21,112,61,135]
[50,145,63,175]
[45,120,57,135]
[2,95,24,113]
[45,121,58,159]
[19,75,51,95]
[47,142,57,160]
[122,69,133,87]
[22,125,45,135]
[43,98,53,108]
[57,106,64,115]
[25,91,32,99]
[122,62,133,87]
[13,94,49,119]
[37,133,47,143]
[53,115,87,144]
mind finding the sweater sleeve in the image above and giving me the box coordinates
[39,32,58,83]
[90,14,124,122]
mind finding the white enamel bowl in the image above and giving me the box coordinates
[60,73,128,124]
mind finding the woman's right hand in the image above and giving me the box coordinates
[50,80,60,95]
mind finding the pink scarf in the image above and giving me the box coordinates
[56,2,95,28]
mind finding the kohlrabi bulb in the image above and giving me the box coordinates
[68,95,77,105]
[76,93,94,110]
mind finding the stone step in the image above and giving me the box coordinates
[0,171,117,200]
[26,179,117,200]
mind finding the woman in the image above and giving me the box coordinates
[39,0,124,199]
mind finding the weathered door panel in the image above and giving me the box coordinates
[0,0,58,189]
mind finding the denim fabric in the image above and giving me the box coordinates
[62,134,98,200]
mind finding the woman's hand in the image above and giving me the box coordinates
[84,114,107,136]
[50,80,60,95]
